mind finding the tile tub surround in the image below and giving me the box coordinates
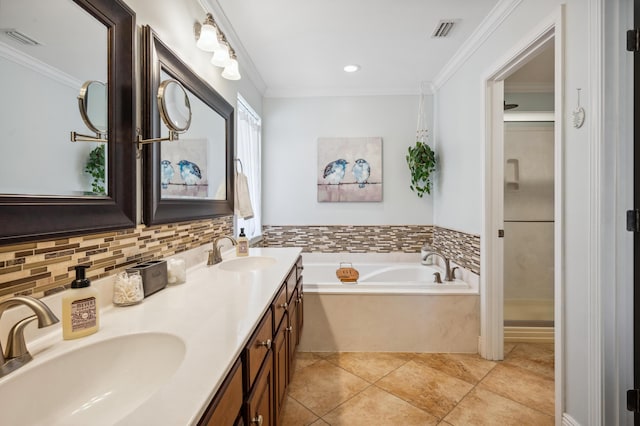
[0,216,233,300]
[261,224,481,274]
[261,225,433,253]
[281,343,555,425]
[298,293,480,353]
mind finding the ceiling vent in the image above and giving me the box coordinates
[1,29,41,46]
[431,20,456,38]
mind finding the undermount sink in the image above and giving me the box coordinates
[218,255,277,272]
[0,332,185,426]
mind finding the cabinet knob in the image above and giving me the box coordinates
[251,414,263,426]
[258,339,272,350]
[279,302,288,310]
[286,326,292,333]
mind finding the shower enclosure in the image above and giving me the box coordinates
[503,119,554,342]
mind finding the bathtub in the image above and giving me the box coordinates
[299,252,480,353]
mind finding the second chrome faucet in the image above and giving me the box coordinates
[207,235,237,266]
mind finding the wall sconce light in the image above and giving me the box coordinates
[195,13,241,80]
[196,13,220,52]
[222,50,241,80]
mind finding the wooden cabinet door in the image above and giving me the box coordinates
[296,279,304,345]
[287,288,298,383]
[273,312,289,425]
[198,359,243,426]
[246,351,274,426]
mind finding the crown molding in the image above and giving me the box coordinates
[0,41,82,89]
[432,0,523,90]
[203,0,267,95]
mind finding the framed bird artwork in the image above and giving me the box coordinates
[317,137,382,202]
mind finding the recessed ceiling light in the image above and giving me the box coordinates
[343,64,360,73]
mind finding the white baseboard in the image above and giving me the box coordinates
[504,326,554,343]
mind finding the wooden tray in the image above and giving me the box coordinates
[336,262,359,283]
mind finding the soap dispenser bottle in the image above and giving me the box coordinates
[62,265,100,340]
[237,228,249,257]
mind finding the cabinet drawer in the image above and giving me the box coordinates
[198,359,243,426]
[285,268,297,303]
[271,284,288,332]
[245,309,273,391]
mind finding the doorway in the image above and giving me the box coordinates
[502,44,555,345]
[481,10,563,421]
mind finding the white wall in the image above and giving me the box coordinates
[262,95,434,225]
[433,0,618,423]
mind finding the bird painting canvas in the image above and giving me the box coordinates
[317,137,382,202]
[161,138,209,198]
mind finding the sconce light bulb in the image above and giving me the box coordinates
[196,23,220,52]
[221,58,241,80]
[211,43,231,67]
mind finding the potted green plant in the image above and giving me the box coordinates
[85,144,106,195]
[406,141,436,197]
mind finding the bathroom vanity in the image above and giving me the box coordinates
[0,247,303,426]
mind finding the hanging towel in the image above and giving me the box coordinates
[235,172,254,219]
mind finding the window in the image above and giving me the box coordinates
[235,95,262,241]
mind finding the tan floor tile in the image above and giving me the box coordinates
[503,343,555,380]
[444,387,554,426]
[504,342,517,355]
[438,422,454,426]
[479,364,554,415]
[413,353,497,385]
[323,386,438,425]
[325,352,414,383]
[281,396,319,426]
[288,360,370,416]
[309,419,330,425]
[312,352,335,358]
[376,360,474,419]
[295,352,324,372]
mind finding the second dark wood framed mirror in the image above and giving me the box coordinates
[141,26,234,225]
[0,0,136,244]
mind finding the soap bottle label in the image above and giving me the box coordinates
[71,297,97,331]
[238,241,248,255]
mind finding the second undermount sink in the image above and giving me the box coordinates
[218,255,277,272]
[0,332,185,426]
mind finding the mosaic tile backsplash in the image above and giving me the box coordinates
[261,225,433,253]
[0,216,233,300]
[261,224,480,275]
[432,226,481,275]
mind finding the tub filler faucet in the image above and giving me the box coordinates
[422,251,453,282]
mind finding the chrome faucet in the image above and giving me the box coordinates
[0,296,59,377]
[207,235,238,266]
[422,251,453,282]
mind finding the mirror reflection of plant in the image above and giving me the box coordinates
[406,141,436,197]
[85,144,106,194]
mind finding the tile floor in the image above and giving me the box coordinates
[281,343,554,425]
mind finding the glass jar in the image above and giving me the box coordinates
[167,257,187,285]
[113,271,144,306]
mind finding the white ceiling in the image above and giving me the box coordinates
[214,0,502,97]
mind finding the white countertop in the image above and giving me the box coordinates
[0,247,302,425]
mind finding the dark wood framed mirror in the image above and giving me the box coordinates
[141,25,234,225]
[0,0,136,244]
